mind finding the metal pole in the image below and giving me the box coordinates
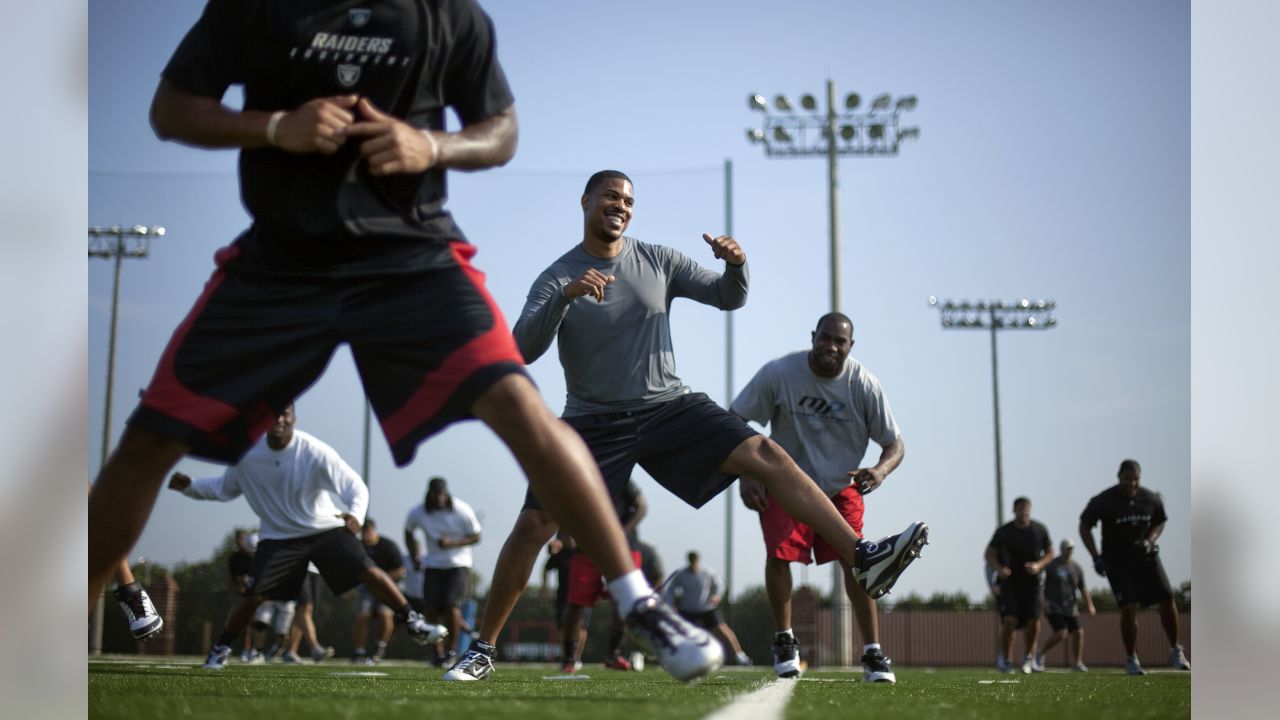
[723,157,734,608]
[362,399,372,489]
[90,232,124,657]
[826,79,841,313]
[989,312,1005,526]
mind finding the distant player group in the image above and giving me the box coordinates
[985,460,1191,676]
[86,0,1182,687]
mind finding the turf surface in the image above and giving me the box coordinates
[89,657,1189,720]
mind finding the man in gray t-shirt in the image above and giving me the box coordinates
[663,551,751,666]
[732,312,905,683]
[1036,538,1096,671]
[447,170,928,682]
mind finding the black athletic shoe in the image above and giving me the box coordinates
[772,633,802,678]
[862,648,896,683]
[853,521,929,599]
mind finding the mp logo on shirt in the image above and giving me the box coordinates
[797,396,846,416]
[349,9,372,27]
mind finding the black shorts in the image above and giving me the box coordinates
[679,608,724,631]
[1045,612,1081,633]
[128,240,527,466]
[296,573,320,605]
[1107,555,1173,607]
[246,528,373,601]
[522,393,758,512]
[423,567,467,607]
[995,582,1042,626]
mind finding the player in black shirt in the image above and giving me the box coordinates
[1080,459,1190,674]
[353,518,406,664]
[985,497,1054,673]
[87,5,699,682]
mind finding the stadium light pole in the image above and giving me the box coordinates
[87,224,164,655]
[723,157,735,610]
[747,82,918,667]
[928,297,1058,527]
[745,82,919,312]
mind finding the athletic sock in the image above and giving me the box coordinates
[863,643,881,655]
[606,570,652,617]
[608,627,625,656]
[472,640,496,657]
[775,629,795,642]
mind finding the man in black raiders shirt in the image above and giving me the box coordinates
[86,5,704,682]
[1080,459,1191,675]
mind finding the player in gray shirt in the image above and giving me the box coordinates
[446,170,927,683]
[732,312,905,682]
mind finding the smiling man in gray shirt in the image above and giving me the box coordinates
[445,170,928,683]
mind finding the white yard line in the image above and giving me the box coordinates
[700,679,797,720]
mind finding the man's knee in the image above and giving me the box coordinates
[512,509,558,546]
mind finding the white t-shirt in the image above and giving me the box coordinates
[404,498,482,569]
[182,430,368,540]
[732,351,900,497]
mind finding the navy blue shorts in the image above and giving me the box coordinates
[522,392,758,513]
[247,528,372,602]
[128,240,527,466]
[1045,612,1080,633]
[423,567,468,607]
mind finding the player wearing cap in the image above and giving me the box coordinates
[1035,538,1095,671]
[405,476,481,668]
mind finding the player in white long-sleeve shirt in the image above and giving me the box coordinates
[168,404,446,669]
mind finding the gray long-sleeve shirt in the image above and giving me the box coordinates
[662,565,722,614]
[513,237,748,416]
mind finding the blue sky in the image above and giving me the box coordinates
[89,0,1189,602]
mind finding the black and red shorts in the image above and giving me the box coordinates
[128,240,527,465]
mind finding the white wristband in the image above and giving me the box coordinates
[266,111,285,147]
[420,129,439,167]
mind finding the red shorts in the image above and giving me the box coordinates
[760,485,864,565]
[128,240,526,466]
[566,550,643,607]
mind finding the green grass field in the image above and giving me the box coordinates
[89,657,1190,720]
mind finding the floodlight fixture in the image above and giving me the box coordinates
[772,126,793,143]
[844,92,861,110]
[747,128,766,144]
[871,93,892,110]
[928,295,1060,527]
[801,93,818,111]
[895,95,917,111]
[869,124,885,140]
[774,94,793,112]
[749,94,768,112]
[839,125,856,141]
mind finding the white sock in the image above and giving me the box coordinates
[776,628,795,640]
[863,643,881,654]
[607,569,652,617]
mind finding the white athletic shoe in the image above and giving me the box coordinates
[852,522,929,599]
[1020,656,1034,674]
[443,649,495,681]
[1125,656,1147,676]
[203,643,232,670]
[626,594,723,683]
[1169,645,1191,670]
[772,633,802,678]
[1071,662,1089,672]
[406,611,448,646]
[240,649,265,665]
[861,648,896,683]
[116,586,164,641]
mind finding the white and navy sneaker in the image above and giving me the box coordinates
[443,648,495,681]
[405,611,448,646]
[862,648,896,683]
[625,594,723,683]
[852,522,929,599]
[1169,645,1191,670]
[772,633,802,678]
[240,648,265,665]
[310,645,335,663]
[115,585,163,641]
[1125,656,1146,676]
[203,643,232,670]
